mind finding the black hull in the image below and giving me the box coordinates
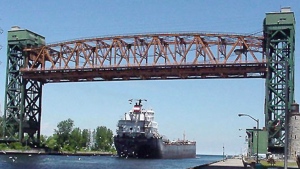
[114,135,196,159]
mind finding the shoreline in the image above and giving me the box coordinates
[1,149,114,156]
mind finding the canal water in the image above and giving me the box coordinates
[0,154,223,169]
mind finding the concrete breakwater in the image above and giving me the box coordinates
[190,158,299,169]
[189,158,246,169]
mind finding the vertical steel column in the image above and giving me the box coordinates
[23,79,43,143]
[264,8,295,153]
[2,27,45,145]
[3,43,25,142]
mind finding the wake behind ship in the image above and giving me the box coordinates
[113,99,196,159]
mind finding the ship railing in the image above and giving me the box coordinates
[164,140,196,145]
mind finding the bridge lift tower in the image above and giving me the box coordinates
[264,7,295,153]
[2,26,45,144]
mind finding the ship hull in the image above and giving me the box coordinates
[114,135,196,159]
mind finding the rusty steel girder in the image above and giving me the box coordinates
[22,32,265,83]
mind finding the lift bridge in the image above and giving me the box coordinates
[1,9,295,154]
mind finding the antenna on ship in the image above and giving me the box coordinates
[138,99,147,106]
[128,99,147,106]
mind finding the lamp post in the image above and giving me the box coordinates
[223,143,225,162]
[238,113,259,164]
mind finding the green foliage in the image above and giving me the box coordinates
[93,126,114,151]
[45,135,58,150]
[54,118,74,148]
[42,118,114,153]
[0,143,8,150]
[9,142,24,150]
[0,116,3,138]
[40,134,47,144]
[260,160,298,168]
[69,127,81,151]
[62,144,73,152]
[0,118,115,153]
[81,129,90,148]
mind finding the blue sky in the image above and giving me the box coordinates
[0,0,299,155]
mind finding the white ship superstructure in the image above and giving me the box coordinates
[116,100,159,139]
[113,99,196,159]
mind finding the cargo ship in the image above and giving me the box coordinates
[113,99,196,159]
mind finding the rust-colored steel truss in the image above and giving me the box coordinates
[22,33,265,83]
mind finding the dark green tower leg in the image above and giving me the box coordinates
[3,44,25,142]
[23,79,43,144]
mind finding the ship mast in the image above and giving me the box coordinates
[129,99,147,113]
[129,99,147,132]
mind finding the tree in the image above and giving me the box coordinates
[54,118,74,148]
[81,129,90,149]
[93,126,113,151]
[40,134,47,146]
[43,118,114,153]
[69,127,81,151]
[45,135,58,151]
[0,116,3,138]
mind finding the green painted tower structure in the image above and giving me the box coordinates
[264,7,295,153]
[2,26,45,145]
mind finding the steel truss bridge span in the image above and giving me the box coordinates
[22,33,265,83]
